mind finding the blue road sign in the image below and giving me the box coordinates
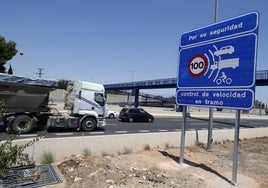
[177,12,259,110]
[180,12,258,47]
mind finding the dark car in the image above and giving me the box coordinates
[119,107,154,123]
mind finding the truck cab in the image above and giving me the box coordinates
[48,81,106,131]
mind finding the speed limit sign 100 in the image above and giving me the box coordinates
[188,54,208,77]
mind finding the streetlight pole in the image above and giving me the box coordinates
[130,70,135,82]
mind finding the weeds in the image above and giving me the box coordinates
[123,146,132,154]
[101,151,108,157]
[144,144,151,151]
[83,148,92,157]
[40,151,55,164]
[164,143,174,150]
[195,141,205,148]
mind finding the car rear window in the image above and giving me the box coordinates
[120,108,128,113]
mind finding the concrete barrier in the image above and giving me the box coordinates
[19,127,268,163]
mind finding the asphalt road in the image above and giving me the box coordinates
[0,116,267,140]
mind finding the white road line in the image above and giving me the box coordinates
[138,130,150,133]
[90,132,105,135]
[114,131,128,134]
[18,134,38,137]
[188,128,211,131]
[188,129,196,131]
[106,124,117,126]
[54,133,74,136]
[158,129,168,132]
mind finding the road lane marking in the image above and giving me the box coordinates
[18,134,38,137]
[158,129,168,132]
[188,129,196,131]
[106,124,117,126]
[55,133,74,136]
[90,132,105,135]
[138,130,150,133]
[115,131,128,134]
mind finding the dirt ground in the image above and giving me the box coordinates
[57,137,268,188]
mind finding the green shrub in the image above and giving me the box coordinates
[144,144,151,151]
[164,143,174,150]
[123,146,132,154]
[0,100,47,177]
[83,148,92,157]
[40,151,55,164]
[195,140,205,148]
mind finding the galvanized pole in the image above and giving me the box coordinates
[207,0,219,151]
[179,106,187,164]
[207,108,214,150]
[214,0,219,23]
[232,109,241,184]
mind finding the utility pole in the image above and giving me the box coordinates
[36,68,44,78]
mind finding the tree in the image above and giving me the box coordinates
[57,79,70,90]
[7,64,13,75]
[0,36,18,73]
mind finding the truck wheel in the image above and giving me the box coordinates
[12,115,35,134]
[81,117,97,131]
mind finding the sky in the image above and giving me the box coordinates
[1,0,268,102]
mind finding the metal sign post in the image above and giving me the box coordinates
[179,106,187,164]
[207,108,214,151]
[232,109,241,184]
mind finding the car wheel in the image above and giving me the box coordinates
[109,113,115,119]
[148,118,153,123]
[129,117,134,123]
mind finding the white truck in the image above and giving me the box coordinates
[0,73,106,133]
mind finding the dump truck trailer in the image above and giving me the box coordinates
[0,73,106,133]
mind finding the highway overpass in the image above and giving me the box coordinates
[104,70,268,107]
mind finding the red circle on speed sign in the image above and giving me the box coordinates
[188,54,208,77]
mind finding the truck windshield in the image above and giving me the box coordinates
[94,93,105,106]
